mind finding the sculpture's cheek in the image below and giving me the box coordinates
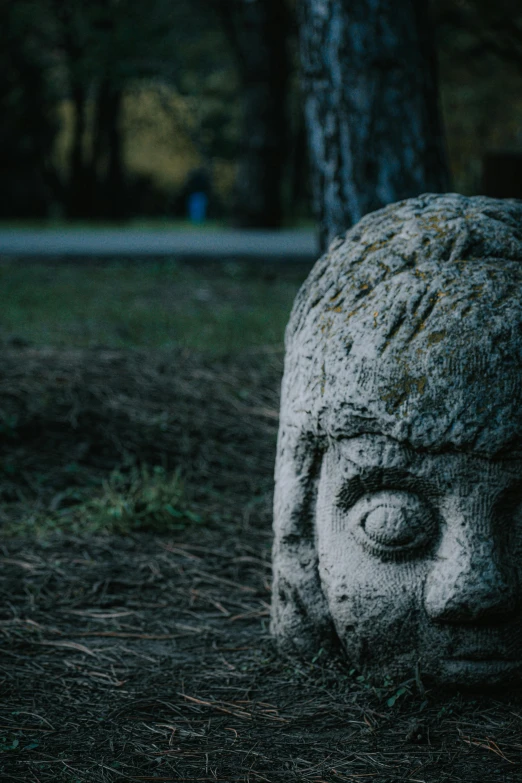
[315,453,437,674]
[317,539,428,673]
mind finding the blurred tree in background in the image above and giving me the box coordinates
[0,0,60,218]
[48,0,228,219]
[210,0,291,227]
[435,0,522,197]
[0,0,521,226]
[0,0,243,221]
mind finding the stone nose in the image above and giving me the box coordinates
[424,527,518,625]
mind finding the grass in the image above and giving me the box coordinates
[0,258,308,355]
[11,464,203,538]
[0,256,295,538]
[0,257,297,537]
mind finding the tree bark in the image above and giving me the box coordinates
[299,0,450,249]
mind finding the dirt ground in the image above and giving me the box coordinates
[2,346,522,782]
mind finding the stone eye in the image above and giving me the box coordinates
[352,491,436,557]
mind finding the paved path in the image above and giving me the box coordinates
[0,228,319,260]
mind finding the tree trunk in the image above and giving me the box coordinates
[232,0,290,228]
[67,84,89,218]
[92,80,125,218]
[106,87,125,218]
[299,0,450,249]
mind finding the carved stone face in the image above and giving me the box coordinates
[271,194,522,686]
[316,435,522,686]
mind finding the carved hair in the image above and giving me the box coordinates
[271,193,522,653]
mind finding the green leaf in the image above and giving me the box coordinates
[183,509,202,523]
[387,686,407,708]
[0,738,20,751]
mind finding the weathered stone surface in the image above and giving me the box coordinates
[271,193,522,686]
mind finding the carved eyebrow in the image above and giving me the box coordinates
[336,468,437,510]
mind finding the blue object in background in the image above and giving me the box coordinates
[188,191,208,223]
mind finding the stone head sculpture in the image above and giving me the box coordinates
[271,193,522,686]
